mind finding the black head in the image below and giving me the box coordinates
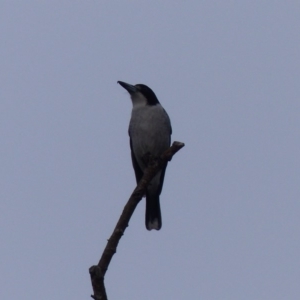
[134,84,160,106]
[118,81,160,106]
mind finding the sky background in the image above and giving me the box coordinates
[1,1,300,299]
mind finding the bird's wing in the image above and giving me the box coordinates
[163,108,172,135]
[157,130,171,195]
[157,162,168,195]
[130,137,143,184]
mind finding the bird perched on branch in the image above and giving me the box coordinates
[118,81,172,230]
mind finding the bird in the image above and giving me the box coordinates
[118,81,172,230]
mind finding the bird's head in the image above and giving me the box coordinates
[118,81,160,107]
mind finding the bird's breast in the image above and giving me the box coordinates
[129,105,171,162]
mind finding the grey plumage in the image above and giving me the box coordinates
[118,81,172,230]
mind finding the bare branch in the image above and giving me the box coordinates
[89,141,185,299]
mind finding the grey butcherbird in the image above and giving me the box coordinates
[118,81,172,230]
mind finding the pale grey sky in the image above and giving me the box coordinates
[1,1,300,299]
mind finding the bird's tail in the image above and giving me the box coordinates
[145,194,162,230]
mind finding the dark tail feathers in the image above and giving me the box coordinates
[145,194,162,230]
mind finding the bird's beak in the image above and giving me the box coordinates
[117,81,137,94]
